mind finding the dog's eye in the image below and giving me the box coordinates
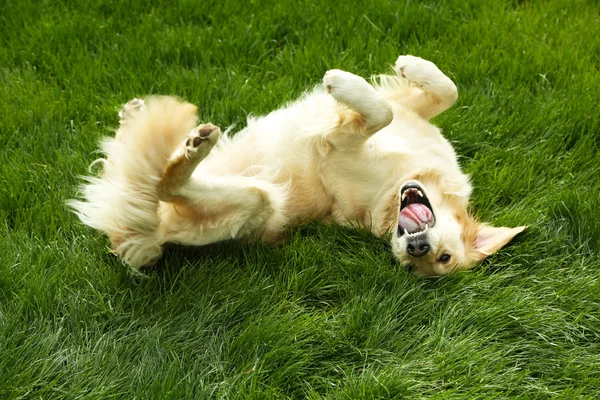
[439,254,451,264]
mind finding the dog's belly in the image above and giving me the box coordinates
[193,90,462,233]
[196,124,334,225]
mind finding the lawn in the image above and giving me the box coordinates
[1,0,599,398]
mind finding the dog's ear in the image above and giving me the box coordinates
[473,225,526,261]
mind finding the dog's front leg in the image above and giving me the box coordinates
[323,69,393,148]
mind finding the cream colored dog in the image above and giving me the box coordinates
[69,55,525,276]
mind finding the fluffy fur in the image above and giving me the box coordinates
[69,55,525,276]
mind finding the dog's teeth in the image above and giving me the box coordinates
[417,190,423,197]
[404,229,409,236]
[401,193,407,201]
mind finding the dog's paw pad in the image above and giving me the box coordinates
[184,123,221,154]
[186,136,203,148]
[198,126,216,138]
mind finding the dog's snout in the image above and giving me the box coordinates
[406,235,430,257]
[407,243,430,257]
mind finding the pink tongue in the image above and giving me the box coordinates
[398,203,434,234]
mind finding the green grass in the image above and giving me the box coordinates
[1,0,599,398]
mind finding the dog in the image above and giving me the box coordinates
[69,55,525,276]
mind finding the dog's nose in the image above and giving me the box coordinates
[407,242,430,257]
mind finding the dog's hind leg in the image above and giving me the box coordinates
[158,123,222,200]
[392,55,458,119]
[157,126,288,247]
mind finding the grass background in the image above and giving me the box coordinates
[1,0,599,398]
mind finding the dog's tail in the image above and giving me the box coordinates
[68,97,198,269]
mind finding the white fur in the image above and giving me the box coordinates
[69,56,524,276]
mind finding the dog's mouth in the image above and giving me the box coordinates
[397,183,436,237]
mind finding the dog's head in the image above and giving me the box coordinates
[390,180,525,277]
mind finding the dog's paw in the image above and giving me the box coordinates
[119,98,145,121]
[395,55,443,86]
[184,123,221,157]
[323,69,373,108]
[324,69,369,94]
